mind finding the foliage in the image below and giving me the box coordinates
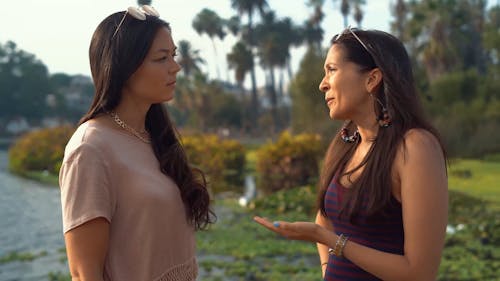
[251,185,317,216]
[256,131,322,193]
[0,250,47,264]
[181,134,246,193]
[172,74,243,132]
[8,126,74,176]
[0,41,51,123]
[197,198,319,280]
[290,46,338,138]
[426,70,500,158]
[439,191,500,280]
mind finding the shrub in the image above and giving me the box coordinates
[439,190,500,280]
[8,126,74,175]
[256,131,322,193]
[251,185,317,216]
[181,134,246,193]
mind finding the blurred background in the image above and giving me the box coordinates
[0,0,498,280]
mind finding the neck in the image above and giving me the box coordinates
[353,117,379,146]
[113,102,150,133]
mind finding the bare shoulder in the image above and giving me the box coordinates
[397,128,444,165]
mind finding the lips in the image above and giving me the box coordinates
[166,80,176,86]
[325,97,334,105]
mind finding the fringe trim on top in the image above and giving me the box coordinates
[154,257,197,281]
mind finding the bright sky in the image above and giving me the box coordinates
[0,0,393,87]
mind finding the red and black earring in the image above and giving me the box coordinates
[377,107,392,128]
[372,94,392,128]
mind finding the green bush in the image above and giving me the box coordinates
[8,126,74,175]
[251,185,317,216]
[181,134,246,193]
[256,131,322,193]
[438,190,500,280]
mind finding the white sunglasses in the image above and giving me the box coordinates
[112,5,160,38]
[333,25,373,61]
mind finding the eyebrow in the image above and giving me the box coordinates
[324,62,338,68]
[156,47,177,53]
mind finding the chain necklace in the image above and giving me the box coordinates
[108,111,151,144]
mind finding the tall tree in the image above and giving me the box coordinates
[401,0,488,81]
[254,12,298,130]
[304,0,325,52]
[332,0,350,28]
[177,40,204,78]
[192,8,227,80]
[137,0,152,5]
[225,16,241,36]
[290,46,334,136]
[227,41,253,90]
[352,0,366,28]
[230,0,269,125]
[391,0,408,40]
[0,41,51,123]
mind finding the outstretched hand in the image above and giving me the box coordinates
[253,216,324,243]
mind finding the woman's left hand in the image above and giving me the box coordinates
[253,216,325,243]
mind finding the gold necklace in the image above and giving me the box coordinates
[108,111,151,144]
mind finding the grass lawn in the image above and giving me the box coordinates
[448,159,500,206]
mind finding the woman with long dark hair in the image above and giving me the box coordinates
[254,27,448,281]
[59,6,214,281]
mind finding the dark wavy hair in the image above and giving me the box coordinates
[317,29,446,222]
[80,11,215,230]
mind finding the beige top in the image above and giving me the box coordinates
[59,118,197,281]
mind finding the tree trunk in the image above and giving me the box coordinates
[269,67,278,131]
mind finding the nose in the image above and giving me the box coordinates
[319,76,329,93]
[170,60,181,74]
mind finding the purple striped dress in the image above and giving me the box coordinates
[324,171,404,281]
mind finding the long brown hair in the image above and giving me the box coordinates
[317,30,446,222]
[81,11,215,230]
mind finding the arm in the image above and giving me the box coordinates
[315,211,334,277]
[255,129,448,281]
[64,218,110,281]
[320,129,448,280]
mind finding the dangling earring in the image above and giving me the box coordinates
[377,107,391,128]
[371,94,392,128]
[340,126,359,143]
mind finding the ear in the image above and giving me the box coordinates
[365,68,383,94]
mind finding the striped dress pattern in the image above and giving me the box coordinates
[324,171,405,281]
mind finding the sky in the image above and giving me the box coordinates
[0,0,394,88]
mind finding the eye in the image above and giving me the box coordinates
[326,66,336,73]
[155,56,168,62]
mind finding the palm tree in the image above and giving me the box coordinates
[304,0,325,52]
[332,0,350,28]
[177,40,204,78]
[255,12,297,130]
[391,0,408,40]
[352,0,366,28]
[227,41,253,90]
[230,0,269,124]
[225,16,241,36]
[192,8,227,80]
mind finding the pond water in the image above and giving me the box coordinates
[0,151,68,280]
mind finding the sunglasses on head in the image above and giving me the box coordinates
[333,26,376,63]
[112,5,160,39]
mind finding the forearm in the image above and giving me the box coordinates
[320,229,439,281]
[315,212,332,277]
